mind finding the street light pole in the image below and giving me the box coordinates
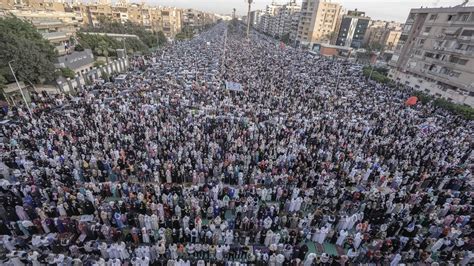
[8,61,32,118]
[246,0,253,39]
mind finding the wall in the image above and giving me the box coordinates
[389,69,474,107]
[56,57,129,94]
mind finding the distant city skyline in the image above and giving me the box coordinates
[145,0,470,22]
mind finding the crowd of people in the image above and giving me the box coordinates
[0,22,472,265]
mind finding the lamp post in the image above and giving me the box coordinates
[8,61,32,118]
[246,0,254,39]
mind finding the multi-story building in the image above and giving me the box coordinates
[248,10,264,28]
[335,9,370,48]
[160,7,182,38]
[0,9,82,55]
[389,5,474,106]
[364,20,403,51]
[1,1,209,40]
[297,0,342,46]
[257,1,300,39]
[182,9,216,31]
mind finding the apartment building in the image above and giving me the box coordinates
[248,10,265,28]
[389,5,474,106]
[335,9,370,48]
[0,9,81,55]
[258,1,301,39]
[364,20,403,51]
[161,7,183,38]
[297,0,342,46]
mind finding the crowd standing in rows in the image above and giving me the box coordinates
[0,22,473,265]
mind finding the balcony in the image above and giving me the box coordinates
[444,47,473,57]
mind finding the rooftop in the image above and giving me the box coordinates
[410,5,474,14]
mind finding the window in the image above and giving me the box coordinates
[458,13,470,22]
[447,15,455,21]
[451,71,461,77]
[461,29,474,37]
[424,27,432,33]
[449,56,469,65]
[429,14,438,20]
[419,39,426,45]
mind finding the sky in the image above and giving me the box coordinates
[146,0,469,22]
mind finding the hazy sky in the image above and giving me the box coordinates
[146,0,468,22]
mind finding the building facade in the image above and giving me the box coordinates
[364,20,403,51]
[257,1,301,40]
[0,1,198,39]
[248,10,264,28]
[389,5,474,106]
[335,9,370,48]
[0,9,82,55]
[296,0,342,46]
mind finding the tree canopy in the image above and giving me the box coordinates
[82,21,167,48]
[77,32,150,56]
[0,16,57,84]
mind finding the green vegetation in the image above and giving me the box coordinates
[100,71,110,82]
[0,75,8,90]
[363,66,391,84]
[59,67,76,79]
[94,60,106,68]
[0,15,57,84]
[77,32,149,56]
[95,40,111,63]
[175,27,195,41]
[412,91,474,120]
[83,20,167,48]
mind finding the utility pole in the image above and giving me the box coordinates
[8,60,32,118]
[232,8,236,20]
[246,0,254,39]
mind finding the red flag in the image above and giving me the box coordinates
[405,96,418,106]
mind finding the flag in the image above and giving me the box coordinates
[405,96,418,106]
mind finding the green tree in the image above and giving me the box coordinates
[0,15,57,84]
[59,67,76,79]
[93,60,106,68]
[0,74,7,89]
[77,32,148,56]
[156,31,167,46]
[95,40,110,63]
[83,21,167,48]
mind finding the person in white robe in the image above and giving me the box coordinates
[336,230,348,246]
